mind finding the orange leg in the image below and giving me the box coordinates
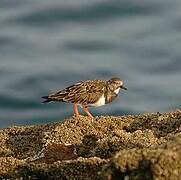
[82,106,94,120]
[73,103,80,117]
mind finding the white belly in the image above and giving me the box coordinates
[90,94,105,107]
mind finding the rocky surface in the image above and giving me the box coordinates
[0,110,181,179]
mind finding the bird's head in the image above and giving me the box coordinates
[107,77,127,94]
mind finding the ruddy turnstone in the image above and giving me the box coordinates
[42,77,127,120]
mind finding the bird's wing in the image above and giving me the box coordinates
[49,80,105,104]
[48,82,83,102]
[73,80,105,105]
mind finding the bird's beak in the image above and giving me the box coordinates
[120,85,127,90]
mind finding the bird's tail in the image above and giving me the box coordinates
[42,96,52,103]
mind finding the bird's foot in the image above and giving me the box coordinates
[82,106,94,122]
[73,114,94,122]
[87,114,94,122]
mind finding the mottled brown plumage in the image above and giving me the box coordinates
[42,77,127,120]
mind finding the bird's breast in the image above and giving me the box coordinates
[105,91,118,104]
[90,94,105,107]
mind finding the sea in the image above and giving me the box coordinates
[0,0,181,128]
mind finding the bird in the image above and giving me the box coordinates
[42,77,127,120]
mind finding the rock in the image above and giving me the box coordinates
[0,110,181,179]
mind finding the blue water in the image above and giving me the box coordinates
[0,0,181,128]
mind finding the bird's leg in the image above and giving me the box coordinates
[82,105,94,120]
[73,103,80,118]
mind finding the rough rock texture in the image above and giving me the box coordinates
[0,110,181,179]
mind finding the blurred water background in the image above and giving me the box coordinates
[0,0,181,128]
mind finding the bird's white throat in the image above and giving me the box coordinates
[114,87,120,94]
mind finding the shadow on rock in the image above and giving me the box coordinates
[124,111,181,138]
